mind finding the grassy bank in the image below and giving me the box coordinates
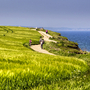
[0,26,89,90]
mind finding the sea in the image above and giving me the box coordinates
[44,27,90,51]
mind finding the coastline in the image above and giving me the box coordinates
[24,26,90,52]
[50,30,90,52]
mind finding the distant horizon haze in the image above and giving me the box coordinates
[1,25,90,31]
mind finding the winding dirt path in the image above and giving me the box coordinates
[38,31,57,43]
[31,31,56,55]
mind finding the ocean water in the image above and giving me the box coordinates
[44,27,90,51]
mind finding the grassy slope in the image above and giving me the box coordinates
[41,29,90,90]
[0,26,89,90]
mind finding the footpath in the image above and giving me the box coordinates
[30,31,56,55]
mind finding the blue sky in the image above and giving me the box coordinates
[0,0,90,28]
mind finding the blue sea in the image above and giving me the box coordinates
[44,27,90,51]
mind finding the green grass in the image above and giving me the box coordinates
[43,41,81,56]
[0,26,89,90]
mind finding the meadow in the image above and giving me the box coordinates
[0,26,89,90]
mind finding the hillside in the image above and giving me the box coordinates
[37,28,84,56]
[0,26,89,90]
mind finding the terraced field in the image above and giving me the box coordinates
[0,26,88,90]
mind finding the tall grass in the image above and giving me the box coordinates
[0,26,88,89]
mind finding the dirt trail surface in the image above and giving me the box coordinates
[30,31,56,55]
[38,31,57,43]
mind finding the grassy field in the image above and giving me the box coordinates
[0,26,89,90]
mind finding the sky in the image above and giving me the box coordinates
[0,0,90,28]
